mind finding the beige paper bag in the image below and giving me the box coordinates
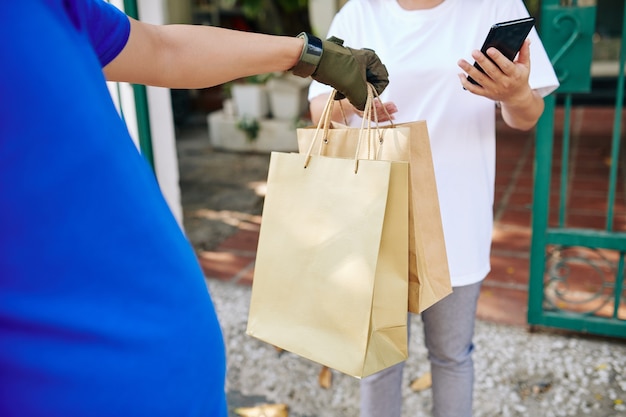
[247,90,410,377]
[247,151,409,378]
[297,90,452,313]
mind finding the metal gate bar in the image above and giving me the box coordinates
[606,8,626,231]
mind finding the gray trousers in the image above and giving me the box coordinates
[360,281,482,417]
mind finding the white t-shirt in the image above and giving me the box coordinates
[308,0,559,287]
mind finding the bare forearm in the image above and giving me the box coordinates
[104,19,303,88]
[500,88,545,131]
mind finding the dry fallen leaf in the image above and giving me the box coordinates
[234,403,289,417]
[318,366,333,389]
[410,372,432,392]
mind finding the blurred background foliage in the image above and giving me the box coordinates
[524,0,540,15]
[238,0,310,35]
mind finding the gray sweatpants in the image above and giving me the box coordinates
[360,281,482,417]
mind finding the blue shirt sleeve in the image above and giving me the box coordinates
[80,0,131,67]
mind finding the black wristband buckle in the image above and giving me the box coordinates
[291,32,323,78]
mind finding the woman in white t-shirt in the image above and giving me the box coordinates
[308,1,559,416]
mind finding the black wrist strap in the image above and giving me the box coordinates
[291,32,323,78]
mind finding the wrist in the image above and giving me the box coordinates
[291,32,323,78]
[501,89,544,131]
[502,86,535,109]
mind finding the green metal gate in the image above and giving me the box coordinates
[528,0,626,338]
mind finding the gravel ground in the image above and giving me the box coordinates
[208,279,626,417]
[177,121,626,417]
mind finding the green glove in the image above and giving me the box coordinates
[291,33,389,111]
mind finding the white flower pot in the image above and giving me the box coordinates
[267,75,311,120]
[231,84,269,118]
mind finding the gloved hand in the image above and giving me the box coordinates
[291,33,389,111]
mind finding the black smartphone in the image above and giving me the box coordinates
[467,17,536,86]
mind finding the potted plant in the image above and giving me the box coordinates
[236,115,260,142]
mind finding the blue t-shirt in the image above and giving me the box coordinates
[0,1,227,416]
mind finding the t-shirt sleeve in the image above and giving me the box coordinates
[526,28,560,97]
[84,0,131,67]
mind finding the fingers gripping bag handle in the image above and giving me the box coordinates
[305,84,386,171]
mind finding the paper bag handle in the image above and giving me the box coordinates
[304,84,379,173]
[358,85,396,160]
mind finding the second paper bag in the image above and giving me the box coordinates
[247,151,409,378]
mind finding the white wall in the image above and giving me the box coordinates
[308,0,344,36]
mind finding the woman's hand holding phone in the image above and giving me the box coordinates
[463,17,535,87]
[458,39,533,101]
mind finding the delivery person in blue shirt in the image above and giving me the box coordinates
[0,1,388,416]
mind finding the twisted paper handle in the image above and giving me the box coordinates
[303,84,386,173]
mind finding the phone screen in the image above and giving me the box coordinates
[467,17,536,86]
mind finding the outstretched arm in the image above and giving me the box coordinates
[104,19,389,110]
[104,19,302,89]
[458,39,544,131]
